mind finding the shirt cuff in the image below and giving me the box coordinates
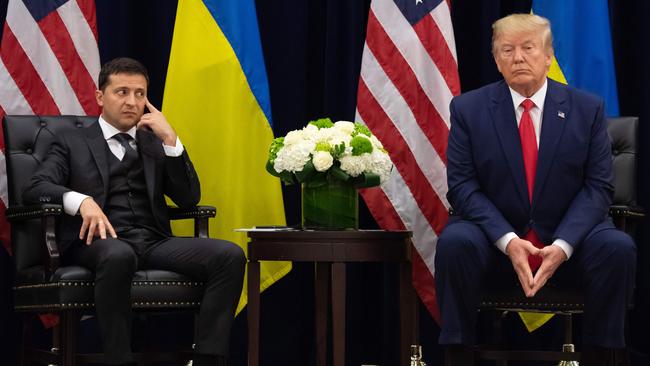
[495,232,518,254]
[163,137,184,157]
[62,191,90,216]
[552,238,573,259]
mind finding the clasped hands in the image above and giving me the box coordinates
[506,237,567,297]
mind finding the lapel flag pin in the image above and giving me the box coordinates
[558,111,565,119]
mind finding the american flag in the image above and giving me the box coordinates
[0,0,100,254]
[356,0,459,322]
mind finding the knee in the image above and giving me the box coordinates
[608,232,636,268]
[210,240,246,274]
[98,247,137,278]
[436,224,482,262]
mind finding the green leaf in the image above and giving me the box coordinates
[352,173,381,188]
[266,160,295,185]
[295,160,316,182]
[329,164,350,182]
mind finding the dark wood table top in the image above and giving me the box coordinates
[246,230,413,262]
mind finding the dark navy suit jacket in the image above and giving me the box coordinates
[446,78,615,249]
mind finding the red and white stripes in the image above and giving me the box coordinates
[0,0,100,253]
[357,0,460,323]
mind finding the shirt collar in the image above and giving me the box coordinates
[98,115,137,141]
[508,78,548,111]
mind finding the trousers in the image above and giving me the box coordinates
[68,227,246,364]
[435,219,636,348]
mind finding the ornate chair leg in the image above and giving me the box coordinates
[60,311,80,366]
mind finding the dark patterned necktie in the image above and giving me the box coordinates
[112,133,137,163]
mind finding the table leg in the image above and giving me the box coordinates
[331,262,346,366]
[400,260,418,366]
[315,262,330,366]
[247,258,260,366]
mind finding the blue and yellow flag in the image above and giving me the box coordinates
[162,0,290,312]
[519,0,620,332]
[534,0,619,116]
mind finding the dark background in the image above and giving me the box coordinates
[1,0,650,365]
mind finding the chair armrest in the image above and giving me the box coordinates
[610,205,645,219]
[168,205,216,220]
[610,205,645,235]
[168,205,216,239]
[5,203,63,221]
[6,204,62,274]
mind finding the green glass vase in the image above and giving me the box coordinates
[301,181,359,230]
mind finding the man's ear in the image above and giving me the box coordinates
[95,89,104,107]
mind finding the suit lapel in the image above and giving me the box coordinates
[532,79,568,206]
[84,122,110,197]
[489,81,530,210]
[136,129,158,204]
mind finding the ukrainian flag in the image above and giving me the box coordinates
[534,0,620,116]
[162,0,290,312]
[519,0,620,332]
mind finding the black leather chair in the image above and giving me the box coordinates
[4,115,217,366]
[470,116,644,365]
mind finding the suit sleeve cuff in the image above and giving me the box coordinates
[62,191,90,216]
[163,137,184,157]
[552,238,573,259]
[495,232,518,254]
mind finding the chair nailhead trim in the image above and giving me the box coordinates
[16,280,204,290]
[16,301,203,310]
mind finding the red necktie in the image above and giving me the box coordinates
[519,99,544,271]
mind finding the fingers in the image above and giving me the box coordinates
[531,266,550,296]
[511,258,534,297]
[106,220,117,239]
[81,218,117,245]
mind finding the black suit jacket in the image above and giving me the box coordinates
[22,121,201,252]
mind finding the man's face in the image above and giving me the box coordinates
[493,31,552,97]
[95,73,147,131]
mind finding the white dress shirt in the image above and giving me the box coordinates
[62,116,184,216]
[494,80,573,259]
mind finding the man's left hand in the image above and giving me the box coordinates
[138,98,178,146]
[530,245,567,296]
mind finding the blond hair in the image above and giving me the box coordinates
[492,13,553,54]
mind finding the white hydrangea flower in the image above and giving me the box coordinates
[312,151,334,172]
[268,119,394,187]
[369,149,393,183]
[273,140,315,172]
[339,155,369,177]
[284,130,305,146]
[370,135,384,149]
[334,121,355,135]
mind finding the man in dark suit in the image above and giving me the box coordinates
[22,57,245,366]
[434,14,636,365]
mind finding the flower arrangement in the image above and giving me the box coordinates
[266,118,393,188]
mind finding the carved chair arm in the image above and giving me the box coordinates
[6,204,62,274]
[167,205,217,238]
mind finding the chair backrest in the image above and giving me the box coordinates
[3,115,97,271]
[608,116,638,208]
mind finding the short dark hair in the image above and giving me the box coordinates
[97,57,149,91]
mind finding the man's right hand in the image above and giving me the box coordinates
[78,197,117,245]
[506,237,541,297]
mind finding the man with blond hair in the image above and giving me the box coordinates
[435,13,635,365]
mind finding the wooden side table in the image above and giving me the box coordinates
[246,230,417,366]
